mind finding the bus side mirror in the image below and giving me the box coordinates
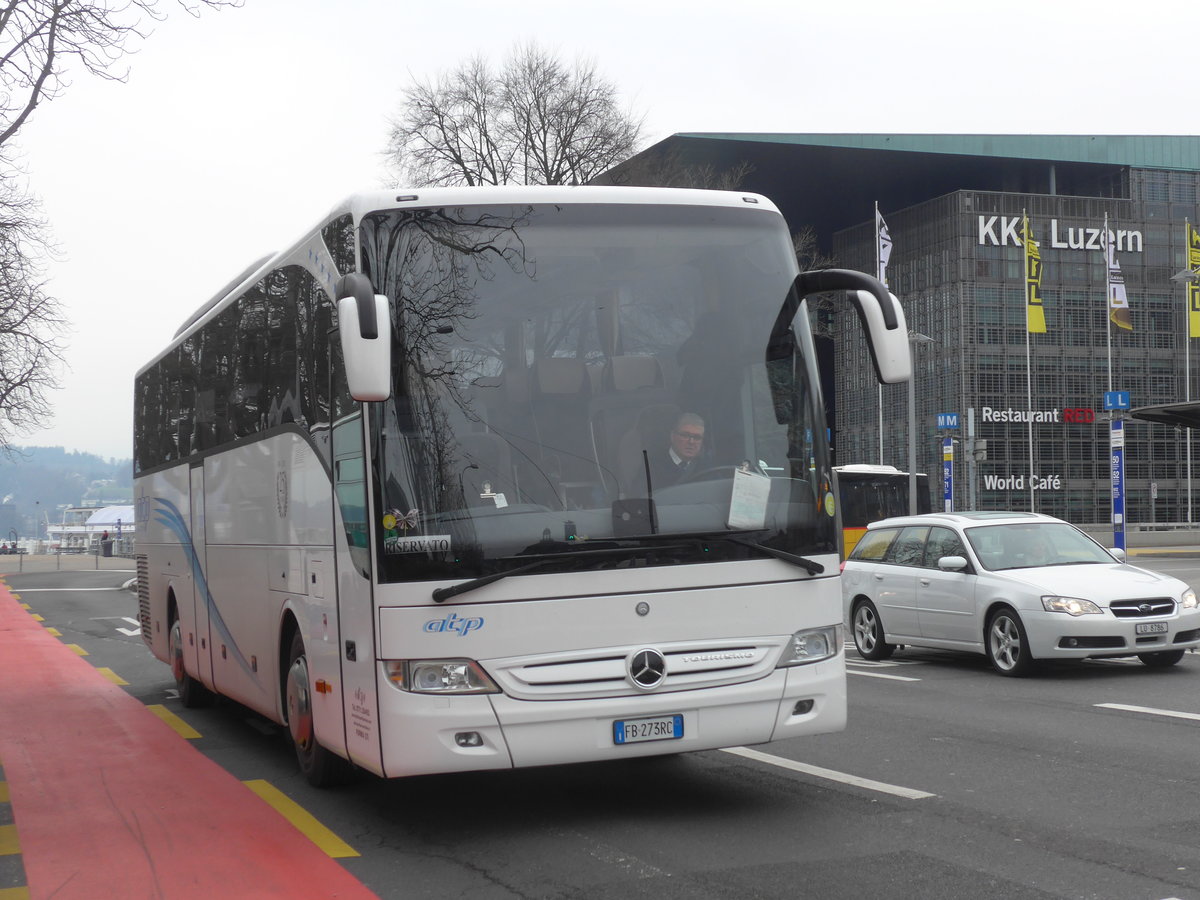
[335,273,392,402]
[790,269,911,385]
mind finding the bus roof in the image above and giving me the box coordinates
[143,185,782,377]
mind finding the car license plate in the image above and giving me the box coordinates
[613,713,684,745]
[1136,622,1168,635]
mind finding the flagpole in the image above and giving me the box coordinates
[876,201,884,464]
[1105,212,1113,393]
[1024,210,1035,513]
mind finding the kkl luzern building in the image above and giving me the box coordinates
[600,135,1200,526]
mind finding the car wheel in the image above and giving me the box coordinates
[1138,649,1185,667]
[985,606,1035,677]
[285,630,353,787]
[852,599,894,661]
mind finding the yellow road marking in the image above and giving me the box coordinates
[65,644,87,656]
[0,823,19,855]
[0,782,8,802]
[28,614,42,622]
[242,779,359,858]
[0,888,31,900]
[45,627,60,637]
[96,667,129,685]
[146,704,201,739]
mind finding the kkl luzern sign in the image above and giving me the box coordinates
[976,406,1097,492]
[977,216,1143,253]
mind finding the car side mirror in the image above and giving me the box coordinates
[1108,548,1127,563]
[938,555,969,572]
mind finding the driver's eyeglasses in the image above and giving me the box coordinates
[674,431,704,442]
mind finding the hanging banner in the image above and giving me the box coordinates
[1188,222,1200,338]
[876,208,892,288]
[1105,229,1133,330]
[1023,215,1046,333]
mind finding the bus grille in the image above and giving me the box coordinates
[137,556,152,648]
[485,638,788,701]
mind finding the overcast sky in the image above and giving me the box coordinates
[15,0,1199,461]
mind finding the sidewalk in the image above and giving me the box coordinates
[0,579,378,900]
[0,553,137,576]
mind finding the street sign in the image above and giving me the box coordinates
[1104,391,1130,410]
[937,413,959,429]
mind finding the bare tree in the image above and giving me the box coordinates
[0,0,239,452]
[0,182,64,453]
[599,146,756,191]
[387,42,643,187]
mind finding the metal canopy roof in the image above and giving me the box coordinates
[672,134,1200,170]
[1129,402,1200,429]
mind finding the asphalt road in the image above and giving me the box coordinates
[10,558,1200,900]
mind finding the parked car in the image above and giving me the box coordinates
[841,511,1200,676]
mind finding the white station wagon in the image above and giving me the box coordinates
[841,511,1200,676]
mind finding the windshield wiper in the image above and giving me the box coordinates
[721,537,825,575]
[598,529,826,575]
[431,542,691,602]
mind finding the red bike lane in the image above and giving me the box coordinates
[0,579,378,900]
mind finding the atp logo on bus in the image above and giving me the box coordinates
[424,612,485,636]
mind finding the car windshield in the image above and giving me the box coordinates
[966,522,1115,571]
[358,201,836,584]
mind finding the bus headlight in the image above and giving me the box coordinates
[384,659,500,694]
[777,625,842,667]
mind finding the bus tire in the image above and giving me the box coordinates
[851,599,894,661]
[170,609,213,708]
[285,631,353,787]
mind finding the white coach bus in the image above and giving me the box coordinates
[134,186,910,785]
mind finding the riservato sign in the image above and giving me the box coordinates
[977,216,1143,253]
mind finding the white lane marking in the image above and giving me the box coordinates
[722,746,936,800]
[1095,703,1200,723]
[847,669,921,682]
[560,829,670,880]
[13,587,130,592]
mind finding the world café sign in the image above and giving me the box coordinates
[967,406,1101,492]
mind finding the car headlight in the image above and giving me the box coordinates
[778,624,843,667]
[1041,596,1103,616]
[384,659,499,694]
[1182,589,1198,610]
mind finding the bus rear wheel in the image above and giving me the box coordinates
[285,631,353,787]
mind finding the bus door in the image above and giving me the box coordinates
[332,407,383,774]
[189,462,215,690]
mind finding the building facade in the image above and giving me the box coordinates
[601,135,1200,526]
[834,171,1200,525]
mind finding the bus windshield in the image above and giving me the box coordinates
[359,201,836,584]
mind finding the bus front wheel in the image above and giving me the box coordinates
[285,631,352,787]
[169,612,212,708]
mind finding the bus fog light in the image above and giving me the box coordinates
[455,731,484,747]
[792,699,814,715]
[384,659,499,694]
[778,625,842,667]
